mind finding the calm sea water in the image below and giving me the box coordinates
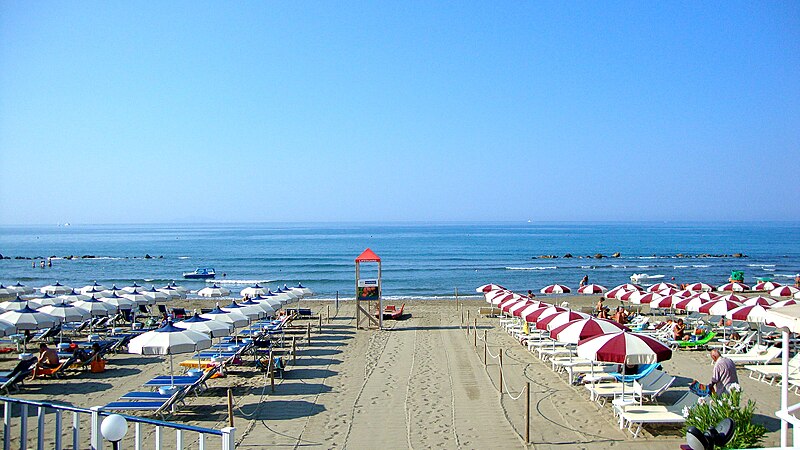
[0,222,798,299]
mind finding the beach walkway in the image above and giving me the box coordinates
[235,302,522,449]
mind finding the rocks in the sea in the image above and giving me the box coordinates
[612,252,621,258]
[81,255,95,259]
[144,254,152,259]
[594,253,604,259]
[563,253,573,258]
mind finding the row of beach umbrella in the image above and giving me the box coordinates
[479,281,800,298]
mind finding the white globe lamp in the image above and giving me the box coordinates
[100,414,128,449]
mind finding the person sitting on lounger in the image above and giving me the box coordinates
[74,343,102,362]
[674,319,690,341]
[33,343,60,377]
[612,307,628,325]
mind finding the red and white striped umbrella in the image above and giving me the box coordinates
[675,296,707,312]
[500,298,524,313]
[770,286,800,297]
[477,284,507,294]
[578,284,607,294]
[508,301,532,316]
[752,281,782,292]
[772,299,799,308]
[540,284,571,294]
[655,288,681,297]
[647,282,678,293]
[696,292,721,302]
[605,287,632,300]
[698,299,742,315]
[717,282,750,292]
[651,295,679,309]
[674,289,695,298]
[612,283,643,292]
[631,292,664,305]
[715,293,746,303]
[521,306,549,323]
[549,317,628,343]
[618,290,641,302]
[685,282,715,292]
[492,292,518,306]
[524,305,567,323]
[485,290,511,304]
[743,296,775,307]
[514,301,545,317]
[536,310,590,331]
[577,331,672,365]
[726,304,771,322]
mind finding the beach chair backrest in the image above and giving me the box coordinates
[670,391,702,412]
[153,386,189,417]
[638,368,665,388]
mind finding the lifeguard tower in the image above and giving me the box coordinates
[355,248,382,330]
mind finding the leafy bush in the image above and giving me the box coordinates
[682,386,767,449]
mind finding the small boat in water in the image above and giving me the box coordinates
[183,268,216,279]
[630,273,664,284]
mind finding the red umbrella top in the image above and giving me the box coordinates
[605,287,632,299]
[549,317,629,343]
[698,299,742,315]
[618,290,640,302]
[651,295,678,309]
[770,286,800,297]
[752,281,782,292]
[631,292,664,305]
[513,301,544,317]
[486,290,512,305]
[612,283,643,292]
[685,282,715,292]
[540,284,571,294]
[742,296,775,307]
[726,304,772,322]
[508,300,532,316]
[772,299,799,308]
[654,287,681,297]
[716,293,747,303]
[521,306,550,323]
[577,331,672,365]
[500,298,525,313]
[524,305,566,323]
[696,292,721,302]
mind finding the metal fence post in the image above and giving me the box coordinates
[4,401,11,450]
[20,404,28,450]
[37,406,45,450]
[54,410,62,450]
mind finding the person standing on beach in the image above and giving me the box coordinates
[580,275,589,287]
[709,349,738,395]
[527,290,536,299]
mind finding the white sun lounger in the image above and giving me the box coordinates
[725,346,781,365]
[618,391,700,438]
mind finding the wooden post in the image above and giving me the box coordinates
[526,382,530,443]
[292,337,296,364]
[474,318,477,347]
[466,310,470,336]
[483,330,487,365]
[227,388,234,427]
[307,323,311,344]
[499,350,503,398]
[268,348,275,393]
[455,287,459,311]
[460,310,464,326]
[319,314,323,330]
[327,305,331,323]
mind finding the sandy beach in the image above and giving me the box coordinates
[1,296,791,449]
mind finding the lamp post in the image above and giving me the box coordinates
[101,414,128,450]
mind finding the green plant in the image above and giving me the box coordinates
[682,387,767,449]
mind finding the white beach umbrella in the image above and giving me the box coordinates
[508,300,533,317]
[35,293,61,307]
[144,286,171,304]
[611,283,643,292]
[684,282,715,292]
[122,282,144,293]
[158,285,186,299]
[73,296,115,317]
[631,292,664,305]
[122,288,154,306]
[168,281,190,295]
[38,302,91,323]
[772,299,799,308]
[0,304,59,331]
[536,310,590,331]
[240,283,269,299]
[0,320,14,337]
[81,287,110,298]
[675,296,707,312]
[618,290,642,302]
[253,294,283,310]
[269,289,293,304]
[726,304,772,323]
[294,283,314,297]
[240,298,276,316]
[100,293,135,311]
[79,282,108,295]
[106,285,128,297]
[275,287,299,301]
[605,287,633,300]
[40,281,73,295]
[0,285,17,301]
[770,286,799,297]
[58,289,90,304]
[0,295,41,312]
[696,292,720,302]
[198,284,231,298]
[283,284,305,299]
[578,284,607,294]
[528,305,568,324]
[517,302,546,319]
[10,282,35,295]
[486,290,512,305]
[655,288,681,297]
[550,317,628,343]
[698,299,742,316]
[221,300,264,321]
[200,305,249,328]
[128,322,212,385]
[716,293,747,303]
[540,284,571,294]
[174,312,233,338]
[743,296,776,307]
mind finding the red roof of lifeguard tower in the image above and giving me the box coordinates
[355,248,381,262]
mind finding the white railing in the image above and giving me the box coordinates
[1,395,235,450]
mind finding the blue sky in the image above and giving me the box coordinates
[1,2,798,224]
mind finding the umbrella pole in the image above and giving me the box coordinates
[170,354,174,386]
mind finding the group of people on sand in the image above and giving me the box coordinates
[595,297,628,324]
[31,342,103,378]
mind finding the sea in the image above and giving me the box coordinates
[0,222,798,300]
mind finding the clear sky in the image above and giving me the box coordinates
[1,2,798,225]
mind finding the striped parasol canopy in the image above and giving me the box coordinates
[605,287,632,300]
[647,282,679,293]
[618,290,641,302]
[612,283,643,293]
[549,317,628,343]
[486,290,513,305]
[578,284,607,294]
[743,296,776,307]
[717,282,750,292]
[716,293,747,303]
[522,305,566,323]
[515,302,547,318]
[772,299,799,308]
[770,286,800,298]
[498,297,522,312]
[631,292,664,305]
[508,300,532,316]
[726,304,772,323]
[477,284,506,294]
[540,284,571,294]
[698,299,742,315]
[536,310,590,331]
[696,292,721,302]
[655,288,681,297]
[752,281,782,292]
[577,331,672,365]
[684,282,715,292]
[675,296,707,312]
[651,295,679,309]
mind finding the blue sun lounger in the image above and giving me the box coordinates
[102,388,186,418]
